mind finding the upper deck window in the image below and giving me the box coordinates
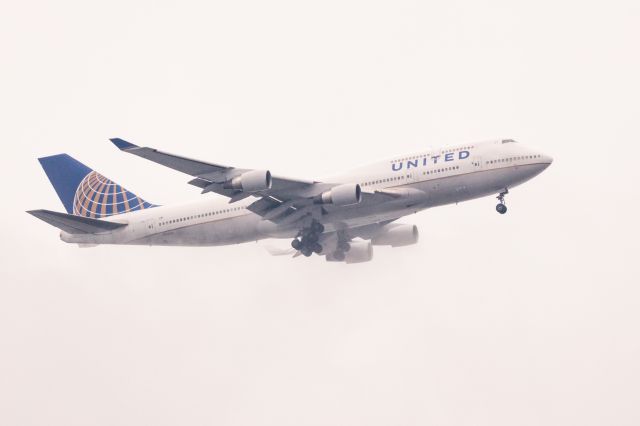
[502,139,517,144]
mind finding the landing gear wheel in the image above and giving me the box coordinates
[496,189,509,215]
[294,220,326,258]
[333,250,346,261]
[338,241,351,252]
[303,233,319,244]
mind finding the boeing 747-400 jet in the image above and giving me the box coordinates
[29,138,552,263]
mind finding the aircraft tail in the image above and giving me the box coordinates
[37,154,156,218]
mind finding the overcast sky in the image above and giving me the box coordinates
[1,1,639,425]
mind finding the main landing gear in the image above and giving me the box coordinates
[331,234,351,261]
[291,221,325,257]
[496,189,509,214]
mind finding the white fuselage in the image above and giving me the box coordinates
[60,139,552,246]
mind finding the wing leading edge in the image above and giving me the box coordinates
[109,138,330,224]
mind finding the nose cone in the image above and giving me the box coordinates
[522,150,553,181]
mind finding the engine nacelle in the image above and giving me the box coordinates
[344,241,373,264]
[371,224,419,247]
[224,170,272,192]
[315,183,362,206]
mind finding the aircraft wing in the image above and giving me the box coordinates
[110,138,317,198]
[110,138,399,225]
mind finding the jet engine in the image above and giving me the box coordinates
[315,183,362,206]
[371,224,419,247]
[344,241,373,264]
[224,170,272,192]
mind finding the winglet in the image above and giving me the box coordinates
[110,138,138,151]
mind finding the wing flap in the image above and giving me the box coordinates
[27,209,127,234]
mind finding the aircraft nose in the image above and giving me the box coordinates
[542,153,553,167]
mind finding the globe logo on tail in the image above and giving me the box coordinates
[72,171,154,218]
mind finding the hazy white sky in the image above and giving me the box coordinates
[1,1,639,425]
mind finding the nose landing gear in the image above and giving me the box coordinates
[496,189,509,214]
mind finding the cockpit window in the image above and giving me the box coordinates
[502,139,517,143]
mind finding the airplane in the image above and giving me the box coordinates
[28,138,552,263]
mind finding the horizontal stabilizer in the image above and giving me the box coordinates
[27,209,127,234]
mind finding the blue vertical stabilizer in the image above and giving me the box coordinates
[37,154,156,218]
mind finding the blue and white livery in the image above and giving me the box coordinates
[29,138,552,263]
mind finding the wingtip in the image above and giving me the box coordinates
[26,209,46,217]
[110,138,137,150]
